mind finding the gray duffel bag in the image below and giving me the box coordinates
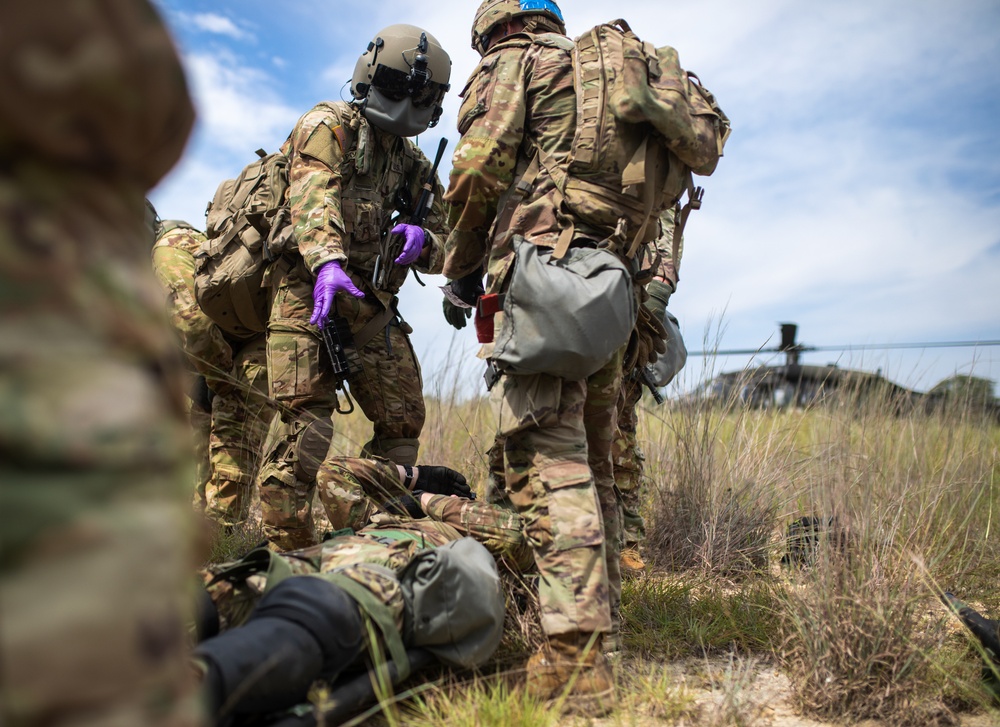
[645,309,687,387]
[492,236,637,381]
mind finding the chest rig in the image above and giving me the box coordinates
[336,107,420,294]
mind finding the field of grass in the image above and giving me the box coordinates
[216,371,1000,726]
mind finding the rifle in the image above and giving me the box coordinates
[372,137,448,290]
[640,366,665,405]
[320,315,363,414]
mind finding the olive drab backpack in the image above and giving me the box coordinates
[518,19,731,264]
[194,148,293,339]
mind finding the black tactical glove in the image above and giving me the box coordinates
[414,465,476,499]
[442,297,472,330]
[447,269,485,307]
[189,374,214,413]
[385,495,425,519]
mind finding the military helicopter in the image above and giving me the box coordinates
[686,323,1000,412]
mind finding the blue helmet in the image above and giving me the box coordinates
[471,0,565,55]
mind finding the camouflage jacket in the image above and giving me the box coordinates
[280,101,450,296]
[204,456,532,633]
[152,221,234,382]
[648,206,682,292]
[0,0,196,560]
[442,33,577,285]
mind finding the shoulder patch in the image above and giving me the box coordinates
[300,121,342,167]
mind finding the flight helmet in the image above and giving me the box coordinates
[351,24,452,137]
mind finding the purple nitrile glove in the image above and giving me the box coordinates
[391,223,426,266]
[310,260,364,326]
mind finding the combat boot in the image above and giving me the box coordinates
[525,631,617,715]
[620,547,646,576]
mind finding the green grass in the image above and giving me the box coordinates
[206,365,1000,725]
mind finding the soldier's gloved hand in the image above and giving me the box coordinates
[443,297,472,330]
[391,223,426,266]
[385,495,425,519]
[447,269,485,307]
[414,465,476,500]
[189,374,214,413]
[310,260,364,326]
[644,279,674,320]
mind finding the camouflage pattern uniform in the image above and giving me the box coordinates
[614,208,684,553]
[0,2,202,725]
[260,101,450,550]
[152,222,273,526]
[445,11,688,647]
[206,456,532,631]
[443,32,618,640]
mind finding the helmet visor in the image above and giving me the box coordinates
[518,0,563,22]
[371,64,449,107]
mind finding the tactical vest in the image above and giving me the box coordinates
[312,102,425,295]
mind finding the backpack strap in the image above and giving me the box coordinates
[669,170,701,279]
[624,138,665,259]
[323,569,411,681]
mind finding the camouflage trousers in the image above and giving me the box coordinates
[190,400,212,510]
[586,348,626,638]
[613,370,648,548]
[493,354,620,638]
[204,335,272,527]
[259,259,425,549]
[0,329,203,726]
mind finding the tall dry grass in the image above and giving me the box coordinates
[207,336,1000,724]
[633,361,1000,725]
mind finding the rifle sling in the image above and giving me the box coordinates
[353,301,398,351]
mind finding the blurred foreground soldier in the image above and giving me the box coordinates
[258,23,452,550]
[151,211,273,527]
[196,457,522,724]
[443,0,727,711]
[0,1,202,725]
[614,206,688,580]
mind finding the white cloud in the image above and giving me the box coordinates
[177,11,253,41]
[150,47,301,225]
[153,0,1000,395]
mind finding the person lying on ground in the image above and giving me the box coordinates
[193,457,534,724]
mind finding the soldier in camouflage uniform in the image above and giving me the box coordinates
[259,24,453,550]
[151,216,273,527]
[614,206,687,577]
[442,0,635,711]
[0,2,203,725]
[195,457,515,721]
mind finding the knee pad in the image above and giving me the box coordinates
[292,414,334,482]
[362,437,419,466]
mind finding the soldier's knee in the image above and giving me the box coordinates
[292,413,334,482]
[362,436,419,466]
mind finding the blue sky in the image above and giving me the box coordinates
[149,0,1000,398]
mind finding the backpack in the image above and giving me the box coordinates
[194,148,293,339]
[520,20,730,262]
